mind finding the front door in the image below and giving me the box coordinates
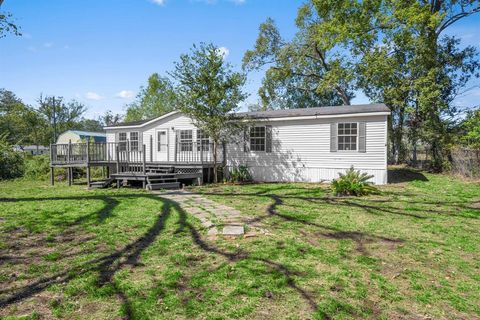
[155,129,169,162]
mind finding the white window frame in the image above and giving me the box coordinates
[129,131,139,151]
[250,126,266,152]
[157,130,167,152]
[196,129,210,152]
[337,122,358,151]
[118,132,127,152]
[179,129,193,152]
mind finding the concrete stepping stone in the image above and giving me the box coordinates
[222,225,244,236]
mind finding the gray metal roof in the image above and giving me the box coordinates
[237,104,390,119]
[106,119,151,127]
[107,104,389,128]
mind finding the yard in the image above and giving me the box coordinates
[0,168,479,319]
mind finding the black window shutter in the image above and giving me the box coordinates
[265,125,272,153]
[359,122,366,153]
[330,123,338,152]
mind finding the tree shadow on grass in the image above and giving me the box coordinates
[0,194,172,319]
[4,182,467,319]
[388,168,429,184]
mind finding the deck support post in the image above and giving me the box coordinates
[50,167,54,186]
[106,166,110,178]
[67,167,72,186]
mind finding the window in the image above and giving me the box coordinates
[157,131,167,152]
[179,130,193,152]
[130,132,139,151]
[197,130,210,151]
[250,126,266,152]
[119,132,127,151]
[338,123,357,151]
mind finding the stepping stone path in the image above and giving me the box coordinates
[152,190,266,239]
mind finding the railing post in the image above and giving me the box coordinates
[116,145,120,173]
[50,144,54,186]
[67,140,71,164]
[142,144,146,175]
[174,141,178,163]
[150,135,153,162]
[200,142,204,165]
[86,140,91,188]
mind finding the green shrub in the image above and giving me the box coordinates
[24,154,51,180]
[228,165,252,183]
[0,133,24,180]
[331,166,379,196]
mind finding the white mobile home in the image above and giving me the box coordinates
[100,104,389,185]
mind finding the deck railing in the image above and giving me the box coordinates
[50,141,222,165]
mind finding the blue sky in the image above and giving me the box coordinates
[1,0,479,119]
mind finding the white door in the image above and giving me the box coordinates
[155,129,169,162]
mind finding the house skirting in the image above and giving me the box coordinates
[226,165,388,185]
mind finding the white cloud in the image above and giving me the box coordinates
[27,46,37,52]
[150,0,166,5]
[43,42,53,48]
[216,46,229,59]
[230,0,245,4]
[85,92,104,101]
[116,90,135,99]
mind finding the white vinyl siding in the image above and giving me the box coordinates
[226,115,388,184]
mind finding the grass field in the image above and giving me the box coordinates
[0,169,479,319]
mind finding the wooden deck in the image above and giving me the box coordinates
[50,141,224,189]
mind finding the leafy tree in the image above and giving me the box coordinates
[0,132,24,180]
[125,73,177,121]
[0,0,21,38]
[0,89,48,148]
[100,110,123,126]
[37,95,87,143]
[243,14,354,110]
[460,108,480,149]
[248,0,480,170]
[0,89,24,144]
[76,118,104,132]
[171,43,248,182]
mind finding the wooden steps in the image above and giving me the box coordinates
[146,173,180,190]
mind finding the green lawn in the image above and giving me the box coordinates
[0,169,479,319]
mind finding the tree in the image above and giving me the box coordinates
[171,43,248,182]
[258,0,480,170]
[125,73,178,121]
[243,13,355,110]
[37,95,87,143]
[0,0,21,38]
[100,110,123,126]
[76,118,104,132]
[460,108,480,149]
